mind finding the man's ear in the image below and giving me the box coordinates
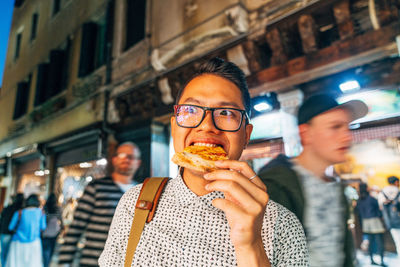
[245,123,253,146]
[298,123,310,146]
[170,116,176,137]
[111,155,117,167]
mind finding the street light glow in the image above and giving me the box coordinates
[254,102,272,112]
[339,80,360,92]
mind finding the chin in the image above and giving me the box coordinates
[332,156,347,164]
[117,170,134,176]
[183,168,207,177]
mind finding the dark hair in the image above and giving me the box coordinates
[388,176,399,185]
[359,183,369,200]
[175,57,251,118]
[44,193,59,214]
[13,193,24,210]
[25,194,40,208]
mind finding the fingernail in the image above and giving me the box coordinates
[204,173,210,179]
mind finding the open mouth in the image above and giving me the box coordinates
[191,142,223,148]
[189,141,227,153]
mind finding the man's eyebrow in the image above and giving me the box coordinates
[181,97,243,109]
[181,97,201,104]
[325,119,350,125]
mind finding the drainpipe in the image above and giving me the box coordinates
[101,89,114,158]
[105,0,115,85]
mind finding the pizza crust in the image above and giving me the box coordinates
[171,145,228,172]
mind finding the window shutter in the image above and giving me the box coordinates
[34,63,49,106]
[13,81,30,120]
[60,39,71,90]
[125,0,146,50]
[47,50,65,99]
[78,22,98,77]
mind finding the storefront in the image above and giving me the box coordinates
[334,89,400,187]
[10,145,47,199]
[0,157,8,210]
[45,129,107,206]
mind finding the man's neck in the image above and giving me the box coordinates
[112,172,133,184]
[182,169,210,196]
[295,151,331,179]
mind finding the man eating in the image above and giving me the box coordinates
[99,58,308,267]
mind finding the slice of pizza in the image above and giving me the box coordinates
[172,145,228,172]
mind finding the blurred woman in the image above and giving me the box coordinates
[0,193,24,266]
[6,194,46,267]
[356,183,386,266]
[42,193,63,267]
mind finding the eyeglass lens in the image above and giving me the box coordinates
[116,153,137,160]
[175,105,243,131]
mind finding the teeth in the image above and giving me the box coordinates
[193,142,219,147]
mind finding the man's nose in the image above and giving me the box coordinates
[343,128,352,143]
[198,111,219,132]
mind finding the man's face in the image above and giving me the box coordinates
[112,144,141,176]
[300,108,352,165]
[171,74,253,170]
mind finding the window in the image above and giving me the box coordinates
[34,63,49,106]
[47,50,66,98]
[125,0,146,51]
[14,32,22,60]
[78,10,112,78]
[13,75,31,120]
[53,0,61,16]
[14,0,25,8]
[78,22,98,77]
[60,38,71,89]
[30,13,39,41]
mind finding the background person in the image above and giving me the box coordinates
[0,193,24,266]
[6,194,46,267]
[356,183,386,266]
[42,193,63,267]
[58,142,142,267]
[378,176,400,258]
[259,93,368,267]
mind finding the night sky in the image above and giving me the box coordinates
[0,0,15,87]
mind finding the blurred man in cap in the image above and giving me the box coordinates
[259,93,368,267]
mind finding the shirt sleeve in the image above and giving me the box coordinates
[377,192,385,210]
[40,211,47,231]
[99,188,136,267]
[272,205,309,266]
[58,182,96,264]
[8,211,19,231]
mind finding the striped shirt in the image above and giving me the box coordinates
[58,177,124,267]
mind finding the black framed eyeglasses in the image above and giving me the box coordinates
[174,104,249,132]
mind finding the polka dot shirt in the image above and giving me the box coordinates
[99,175,309,266]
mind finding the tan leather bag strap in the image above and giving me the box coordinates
[124,177,169,267]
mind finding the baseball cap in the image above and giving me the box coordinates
[297,94,368,125]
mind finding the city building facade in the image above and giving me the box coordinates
[0,0,399,215]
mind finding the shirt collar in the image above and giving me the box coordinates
[172,174,224,211]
